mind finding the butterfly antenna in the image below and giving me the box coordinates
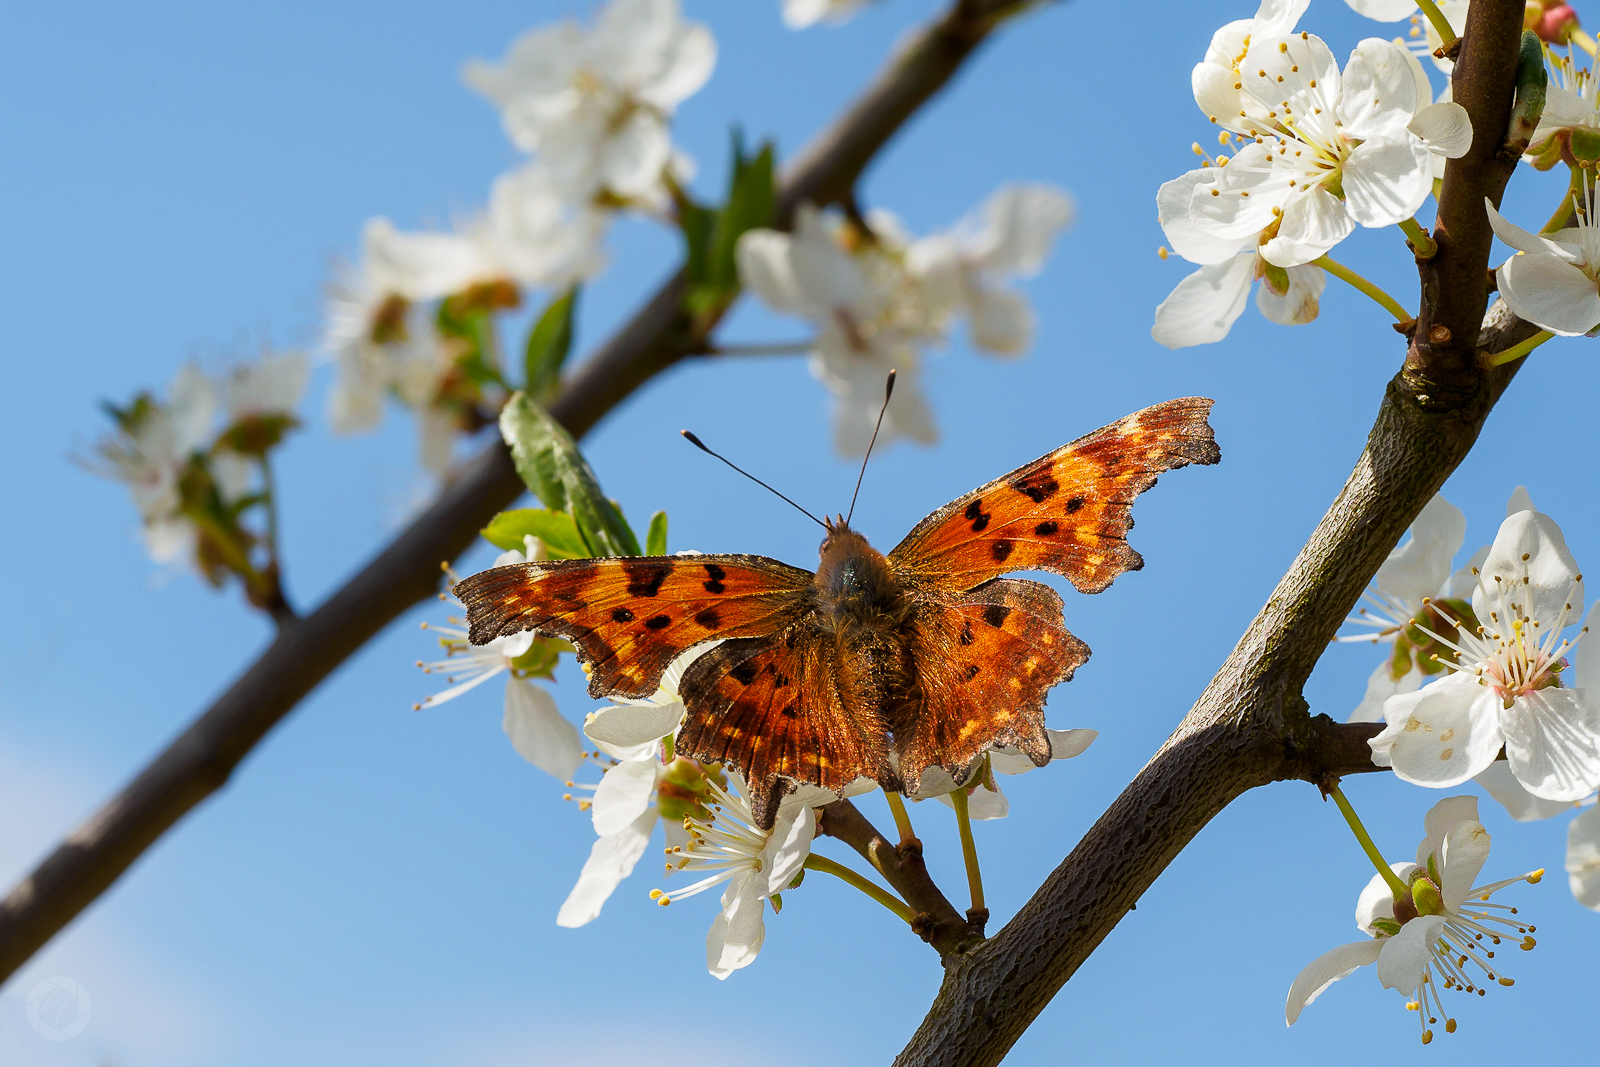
[680,430,829,531]
[845,369,896,526]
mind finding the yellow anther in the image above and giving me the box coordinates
[649,888,663,899]
[1498,977,1515,987]
[1528,868,1545,884]
[1158,247,1169,260]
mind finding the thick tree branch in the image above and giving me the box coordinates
[817,799,983,959]
[895,8,1535,1063]
[0,0,1056,985]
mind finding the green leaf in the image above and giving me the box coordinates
[707,139,775,291]
[645,510,668,556]
[680,200,717,287]
[498,391,643,557]
[523,287,579,402]
[481,508,590,559]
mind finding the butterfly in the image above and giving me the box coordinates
[454,397,1219,829]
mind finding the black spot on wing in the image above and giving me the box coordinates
[611,608,635,623]
[644,614,671,630]
[959,621,974,646]
[1011,474,1060,503]
[694,608,722,629]
[1035,520,1059,537]
[982,603,1012,628]
[991,540,1014,563]
[964,498,990,532]
[964,663,981,680]
[624,560,671,598]
[731,662,759,686]
[1065,495,1086,513]
[703,563,727,594]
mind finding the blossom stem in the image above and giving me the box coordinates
[1573,27,1598,58]
[803,854,913,923]
[699,341,815,357]
[1398,217,1439,259]
[1329,784,1410,899]
[1311,255,1413,322]
[885,789,916,845]
[261,454,281,569]
[948,787,986,913]
[1487,329,1556,365]
[1416,0,1458,48]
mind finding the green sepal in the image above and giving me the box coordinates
[786,868,805,891]
[510,636,565,680]
[523,286,579,403]
[1370,918,1402,937]
[1570,126,1600,166]
[1411,876,1447,917]
[645,510,669,556]
[1389,632,1415,681]
[216,413,298,456]
[480,508,591,559]
[498,391,643,557]
[768,892,783,914]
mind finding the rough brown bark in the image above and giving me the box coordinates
[894,6,1535,1062]
[0,0,1056,985]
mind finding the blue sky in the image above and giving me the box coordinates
[0,0,1595,1064]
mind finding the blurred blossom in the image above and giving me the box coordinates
[463,0,715,203]
[93,364,216,562]
[736,185,1070,454]
[908,728,1097,821]
[782,0,877,29]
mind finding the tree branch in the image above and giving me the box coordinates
[817,799,983,960]
[894,7,1535,1062]
[0,0,1057,985]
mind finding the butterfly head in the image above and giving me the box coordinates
[816,518,902,627]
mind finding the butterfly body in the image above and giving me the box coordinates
[456,397,1221,828]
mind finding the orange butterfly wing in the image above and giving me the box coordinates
[887,397,1219,593]
[453,554,813,700]
[676,629,892,829]
[892,578,1090,792]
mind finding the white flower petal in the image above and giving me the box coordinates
[736,230,807,315]
[1339,39,1419,140]
[591,757,659,836]
[1375,914,1447,995]
[640,22,716,109]
[763,805,816,896]
[555,808,657,927]
[1475,760,1575,821]
[1565,804,1600,909]
[1356,864,1416,932]
[967,286,1034,356]
[971,184,1074,276]
[1472,509,1584,628]
[584,700,685,748]
[1409,101,1472,158]
[503,678,586,782]
[1158,169,1252,264]
[1150,255,1256,349]
[1438,819,1492,911]
[1484,198,1580,258]
[1285,939,1383,1025]
[597,109,672,197]
[1192,61,1248,133]
[1251,0,1311,37]
[1375,493,1466,606]
[1191,143,1284,239]
[1346,0,1423,19]
[1577,608,1600,692]
[1497,251,1600,337]
[1255,262,1324,325]
[1340,135,1432,228]
[707,875,766,978]
[1416,793,1480,872]
[1261,185,1354,267]
[1369,675,1504,787]
[937,782,1009,820]
[1500,688,1600,802]
[1351,661,1424,724]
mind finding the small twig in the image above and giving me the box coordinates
[695,341,816,357]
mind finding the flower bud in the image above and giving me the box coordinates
[1412,876,1448,917]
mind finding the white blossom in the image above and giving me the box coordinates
[1338,493,1471,723]
[1567,804,1600,908]
[1370,508,1600,803]
[1152,162,1325,347]
[463,0,715,202]
[1192,34,1442,267]
[1532,50,1600,146]
[1486,188,1600,336]
[416,542,583,782]
[1286,796,1542,1042]
[653,773,825,979]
